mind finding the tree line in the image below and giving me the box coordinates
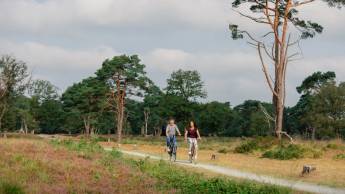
[0,54,344,140]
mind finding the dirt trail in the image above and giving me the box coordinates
[104,148,345,194]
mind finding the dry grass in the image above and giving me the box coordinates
[110,137,345,188]
[0,138,158,194]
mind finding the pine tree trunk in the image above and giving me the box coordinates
[116,90,125,143]
[83,116,90,136]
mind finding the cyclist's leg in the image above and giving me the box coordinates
[194,139,198,160]
[166,136,170,147]
[166,136,171,152]
[188,137,192,155]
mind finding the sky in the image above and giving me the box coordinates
[0,0,344,106]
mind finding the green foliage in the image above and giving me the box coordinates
[166,69,207,101]
[326,143,340,150]
[50,139,104,154]
[62,77,108,134]
[0,181,24,194]
[28,79,59,103]
[230,0,324,40]
[197,102,233,135]
[234,137,276,153]
[100,149,122,170]
[96,55,152,97]
[0,55,30,131]
[262,144,305,160]
[296,71,336,95]
[334,153,345,160]
[230,100,273,137]
[305,82,345,139]
[1,53,344,142]
[234,140,258,153]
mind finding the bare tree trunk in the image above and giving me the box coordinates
[23,119,28,134]
[83,116,91,136]
[0,105,7,132]
[141,126,145,136]
[116,86,125,143]
[144,109,149,137]
[273,78,284,140]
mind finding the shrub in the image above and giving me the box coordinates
[326,143,339,150]
[50,139,103,154]
[234,140,258,153]
[234,137,277,154]
[334,153,345,160]
[0,182,24,194]
[262,144,305,160]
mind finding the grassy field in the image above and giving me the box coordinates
[0,135,292,194]
[99,136,345,188]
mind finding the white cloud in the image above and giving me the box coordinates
[0,40,118,90]
[0,0,234,32]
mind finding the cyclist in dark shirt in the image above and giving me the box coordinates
[184,121,201,160]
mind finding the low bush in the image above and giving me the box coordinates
[262,144,305,160]
[334,153,345,160]
[51,139,103,154]
[234,137,277,154]
[326,143,339,150]
[234,140,258,153]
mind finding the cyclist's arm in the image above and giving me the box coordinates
[197,130,201,140]
[176,125,182,136]
[165,126,169,137]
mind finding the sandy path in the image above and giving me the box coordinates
[104,148,345,194]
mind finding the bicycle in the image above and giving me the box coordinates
[167,136,177,162]
[188,138,197,164]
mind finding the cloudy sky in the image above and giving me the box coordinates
[0,0,344,106]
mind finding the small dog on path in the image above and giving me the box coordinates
[301,165,316,176]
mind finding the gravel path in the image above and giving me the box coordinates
[106,148,345,194]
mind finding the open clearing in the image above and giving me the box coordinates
[99,136,345,189]
[109,149,345,194]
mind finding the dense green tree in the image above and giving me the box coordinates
[166,69,206,102]
[196,102,233,136]
[286,71,336,137]
[296,71,336,96]
[37,99,65,134]
[62,77,108,135]
[28,79,59,103]
[142,85,165,135]
[96,55,152,142]
[15,95,38,133]
[305,82,345,139]
[0,55,29,131]
[231,100,274,137]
